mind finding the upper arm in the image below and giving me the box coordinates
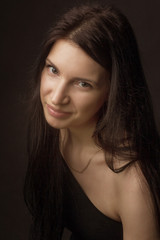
[117,166,159,240]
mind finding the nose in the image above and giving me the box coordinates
[51,81,70,105]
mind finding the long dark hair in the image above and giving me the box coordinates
[24,4,160,239]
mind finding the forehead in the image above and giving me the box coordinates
[47,39,109,81]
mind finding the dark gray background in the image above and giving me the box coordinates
[1,0,160,239]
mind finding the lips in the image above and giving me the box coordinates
[46,103,71,118]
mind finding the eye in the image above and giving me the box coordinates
[46,64,58,75]
[78,81,92,88]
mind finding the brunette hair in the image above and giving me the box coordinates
[24,4,160,239]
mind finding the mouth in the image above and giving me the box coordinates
[46,103,71,118]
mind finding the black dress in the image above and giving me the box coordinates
[63,162,123,240]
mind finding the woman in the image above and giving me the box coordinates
[24,4,160,240]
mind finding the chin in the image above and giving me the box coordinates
[45,118,68,130]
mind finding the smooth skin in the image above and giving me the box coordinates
[40,39,160,239]
[40,39,109,131]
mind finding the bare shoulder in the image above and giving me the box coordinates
[115,162,159,240]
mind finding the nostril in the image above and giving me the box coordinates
[64,96,70,103]
[63,96,70,104]
[51,93,70,105]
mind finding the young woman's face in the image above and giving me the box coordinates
[40,39,110,130]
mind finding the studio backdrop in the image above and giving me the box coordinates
[1,0,160,240]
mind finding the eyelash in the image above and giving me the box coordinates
[46,64,58,75]
[78,81,92,88]
[45,63,92,89]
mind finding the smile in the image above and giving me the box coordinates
[46,104,71,118]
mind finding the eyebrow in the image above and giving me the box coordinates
[46,58,60,73]
[46,58,98,85]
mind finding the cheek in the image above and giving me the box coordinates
[40,76,51,98]
[78,93,106,114]
[40,80,50,106]
[40,79,46,96]
[40,79,45,102]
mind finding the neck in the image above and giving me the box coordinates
[60,122,103,172]
[60,122,97,150]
